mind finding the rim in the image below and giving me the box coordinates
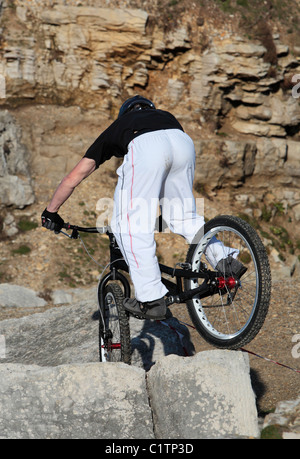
[188,226,259,341]
[99,336,107,362]
[102,291,122,361]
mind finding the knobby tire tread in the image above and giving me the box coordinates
[185,215,271,349]
[99,283,131,364]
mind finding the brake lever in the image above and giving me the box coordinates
[58,230,72,238]
[57,223,76,238]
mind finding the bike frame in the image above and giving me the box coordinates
[63,224,218,309]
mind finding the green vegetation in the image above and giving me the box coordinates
[58,267,76,288]
[261,205,272,223]
[217,0,234,13]
[156,0,300,43]
[236,0,249,7]
[11,245,31,255]
[56,229,111,287]
[17,219,38,232]
[213,0,300,45]
[215,0,298,23]
[273,202,285,216]
[238,197,300,262]
[239,250,251,264]
[260,424,283,439]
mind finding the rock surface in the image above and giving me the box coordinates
[147,351,259,439]
[0,1,299,136]
[0,283,46,308]
[0,285,195,368]
[0,362,154,439]
[0,284,258,439]
[0,0,299,440]
[0,283,299,439]
[0,1,299,284]
[0,110,34,208]
[262,396,300,439]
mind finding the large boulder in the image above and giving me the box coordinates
[0,284,47,308]
[0,285,260,439]
[0,362,154,439]
[0,286,194,368]
[147,351,259,439]
[0,350,259,439]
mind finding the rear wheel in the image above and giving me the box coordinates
[184,215,271,349]
[98,283,131,364]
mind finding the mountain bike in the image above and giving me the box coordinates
[60,215,271,365]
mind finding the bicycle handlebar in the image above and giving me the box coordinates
[62,222,110,236]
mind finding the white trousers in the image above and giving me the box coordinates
[111,129,205,302]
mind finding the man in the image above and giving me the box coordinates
[42,95,245,320]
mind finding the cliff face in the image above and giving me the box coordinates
[0,0,300,287]
[1,1,300,121]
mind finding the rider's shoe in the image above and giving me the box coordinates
[123,297,167,320]
[216,255,247,279]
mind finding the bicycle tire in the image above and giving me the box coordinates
[184,215,271,349]
[98,282,131,364]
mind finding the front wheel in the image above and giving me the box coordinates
[184,215,271,349]
[98,283,131,364]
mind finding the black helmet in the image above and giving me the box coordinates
[118,95,155,118]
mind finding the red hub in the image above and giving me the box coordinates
[217,276,237,290]
[107,342,121,351]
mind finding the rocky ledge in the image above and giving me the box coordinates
[0,284,257,439]
[0,284,299,439]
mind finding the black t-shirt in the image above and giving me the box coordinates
[84,109,184,169]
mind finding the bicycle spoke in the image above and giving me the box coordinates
[184,215,270,349]
[99,283,131,364]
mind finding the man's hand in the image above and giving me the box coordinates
[41,208,65,234]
